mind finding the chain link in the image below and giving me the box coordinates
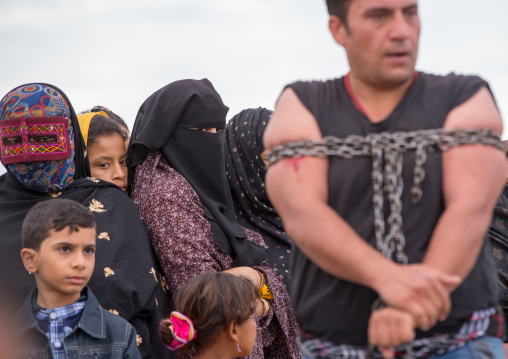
[267,128,503,265]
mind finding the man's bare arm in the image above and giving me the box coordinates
[424,87,505,281]
[264,89,387,288]
[366,87,506,354]
[265,88,459,330]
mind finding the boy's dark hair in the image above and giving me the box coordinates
[160,272,258,356]
[22,199,96,251]
[326,0,354,27]
[88,115,128,149]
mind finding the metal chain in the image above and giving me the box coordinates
[267,128,503,265]
[268,128,503,359]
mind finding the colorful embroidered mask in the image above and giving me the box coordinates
[0,84,75,193]
[0,116,72,164]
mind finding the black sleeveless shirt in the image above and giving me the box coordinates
[286,72,499,345]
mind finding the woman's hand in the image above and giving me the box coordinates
[225,267,269,317]
[225,266,263,288]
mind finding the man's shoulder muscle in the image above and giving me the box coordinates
[264,85,330,151]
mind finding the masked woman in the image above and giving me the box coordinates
[0,83,172,359]
[128,79,300,359]
[224,108,292,288]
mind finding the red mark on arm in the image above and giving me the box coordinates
[285,157,303,182]
[287,158,302,172]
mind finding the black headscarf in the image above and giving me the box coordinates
[128,79,267,267]
[489,185,508,318]
[225,108,292,286]
[0,84,172,358]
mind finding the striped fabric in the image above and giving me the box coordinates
[298,307,501,359]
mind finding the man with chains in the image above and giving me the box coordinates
[264,0,506,358]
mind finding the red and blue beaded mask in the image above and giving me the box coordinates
[0,84,75,193]
[0,116,72,165]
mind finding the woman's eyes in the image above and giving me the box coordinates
[28,135,57,143]
[190,127,224,133]
[2,135,57,145]
[2,136,22,145]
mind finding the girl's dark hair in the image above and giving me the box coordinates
[22,198,96,251]
[160,272,258,357]
[89,105,130,135]
[87,115,127,149]
[103,111,129,134]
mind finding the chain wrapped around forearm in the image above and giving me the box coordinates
[266,128,503,264]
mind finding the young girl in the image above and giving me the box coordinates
[160,272,258,359]
[80,106,131,151]
[78,112,128,192]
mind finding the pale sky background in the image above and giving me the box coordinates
[1,0,507,175]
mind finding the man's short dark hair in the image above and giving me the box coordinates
[326,0,354,26]
[22,198,96,251]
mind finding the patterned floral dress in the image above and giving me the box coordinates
[132,151,300,359]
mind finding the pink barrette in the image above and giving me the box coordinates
[160,311,197,351]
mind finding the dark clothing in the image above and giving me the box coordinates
[286,72,499,346]
[225,108,292,287]
[132,152,301,359]
[128,79,268,268]
[488,184,508,339]
[0,83,171,359]
[15,287,141,359]
[129,79,300,359]
[0,174,171,358]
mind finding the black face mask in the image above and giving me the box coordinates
[128,78,267,266]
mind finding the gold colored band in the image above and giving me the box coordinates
[260,298,271,317]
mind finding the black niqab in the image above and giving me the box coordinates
[128,79,267,266]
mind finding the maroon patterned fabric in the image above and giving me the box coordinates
[132,151,301,359]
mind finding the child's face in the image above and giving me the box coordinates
[236,313,257,356]
[31,226,96,308]
[88,134,128,192]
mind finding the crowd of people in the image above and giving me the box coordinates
[0,0,507,358]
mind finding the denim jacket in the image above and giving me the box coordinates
[14,287,141,359]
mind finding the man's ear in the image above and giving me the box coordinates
[329,14,348,46]
[227,321,239,342]
[20,248,38,274]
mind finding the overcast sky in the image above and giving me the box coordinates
[1,0,507,175]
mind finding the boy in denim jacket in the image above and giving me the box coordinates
[15,198,141,358]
